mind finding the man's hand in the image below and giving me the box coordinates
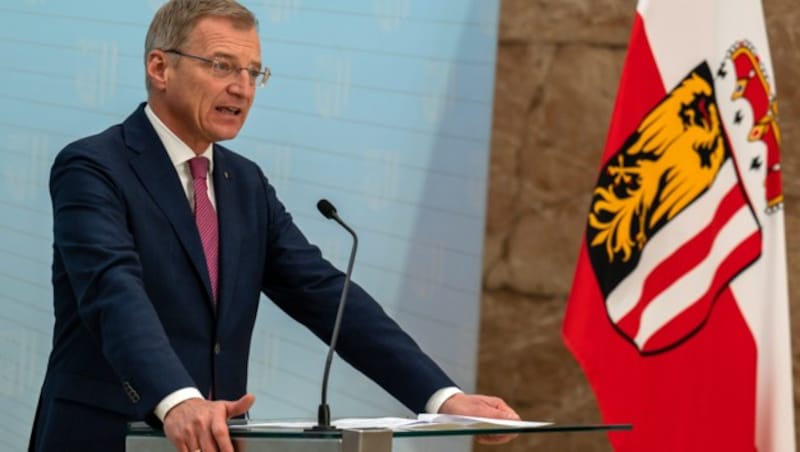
[439,393,520,445]
[163,393,255,452]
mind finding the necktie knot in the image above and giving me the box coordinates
[189,156,209,180]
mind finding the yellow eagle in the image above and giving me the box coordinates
[589,69,727,263]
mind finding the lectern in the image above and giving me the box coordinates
[126,421,631,451]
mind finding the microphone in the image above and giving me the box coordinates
[308,198,358,432]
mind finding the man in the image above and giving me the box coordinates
[29,1,518,451]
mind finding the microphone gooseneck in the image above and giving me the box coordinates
[308,199,358,432]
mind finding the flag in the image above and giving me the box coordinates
[562,1,795,450]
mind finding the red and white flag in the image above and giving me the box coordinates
[563,0,795,450]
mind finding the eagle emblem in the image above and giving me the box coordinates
[589,64,728,264]
[586,56,769,354]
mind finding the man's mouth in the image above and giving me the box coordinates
[216,106,242,116]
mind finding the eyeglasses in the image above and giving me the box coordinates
[163,49,271,88]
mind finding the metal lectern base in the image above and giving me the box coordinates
[126,428,393,452]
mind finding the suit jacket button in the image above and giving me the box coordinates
[214,343,221,355]
[122,381,140,403]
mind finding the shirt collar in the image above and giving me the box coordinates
[144,103,214,171]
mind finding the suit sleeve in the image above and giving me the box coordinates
[256,176,457,414]
[50,146,195,417]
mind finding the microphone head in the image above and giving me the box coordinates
[317,199,337,219]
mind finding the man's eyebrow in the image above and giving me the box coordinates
[209,51,262,69]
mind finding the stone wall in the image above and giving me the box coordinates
[478,0,800,450]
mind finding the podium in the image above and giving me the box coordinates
[126,420,631,451]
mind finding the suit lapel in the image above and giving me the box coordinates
[123,105,216,308]
[212,147,242,317]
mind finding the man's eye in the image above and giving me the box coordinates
[213,61,233,72]
[246,69,261,78]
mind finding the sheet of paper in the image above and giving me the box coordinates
[410,414,551,429]
[229,420,315,429]
[230,417,419,430]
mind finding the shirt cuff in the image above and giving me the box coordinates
[154,387,204,421]
[425,386,463,413]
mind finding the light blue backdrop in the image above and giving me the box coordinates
[0,1,499,450]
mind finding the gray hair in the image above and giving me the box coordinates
[144,0,258,91]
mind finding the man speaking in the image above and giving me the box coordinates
[28,1,518,451]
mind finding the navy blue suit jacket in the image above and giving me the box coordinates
[30,104,455,451]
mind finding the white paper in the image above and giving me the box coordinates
[410,414,550,429]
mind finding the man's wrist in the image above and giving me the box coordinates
[154,387,204,421]
[425,387,463,413]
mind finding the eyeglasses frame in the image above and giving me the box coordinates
[162,48,271,88]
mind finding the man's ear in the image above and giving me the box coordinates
[146,50,170,91]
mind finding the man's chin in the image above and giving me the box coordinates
[210,128,243,143]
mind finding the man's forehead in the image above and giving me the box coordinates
[186,17,261,58]
[189,16,258,38]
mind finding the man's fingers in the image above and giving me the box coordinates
[167,420,201,452]
[198,428,219,452]
[225,393,256,418]
[462,395,520,420]
[478,395,520,420]
[164,394,255,452]
[493,404,520,421]
[210,413,235,452]
[497,402,519,419]
[192,410,219,452]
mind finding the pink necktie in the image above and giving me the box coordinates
[189,157,218,301]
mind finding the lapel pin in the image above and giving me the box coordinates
[224,171,230,180]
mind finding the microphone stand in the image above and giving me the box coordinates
[307,199,358,432]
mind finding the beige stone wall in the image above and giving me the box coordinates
[478,0,800,450]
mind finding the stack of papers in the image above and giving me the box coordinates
[410,414,550,430]
[230,414,550,431]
